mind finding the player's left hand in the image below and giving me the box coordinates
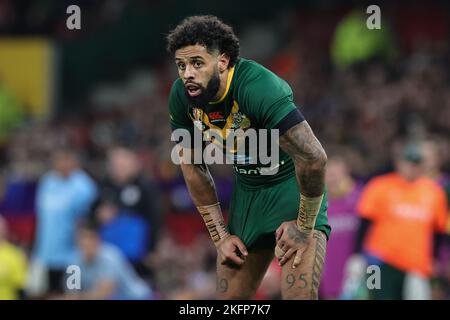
[216,235,248,266]
[275,220,312,268]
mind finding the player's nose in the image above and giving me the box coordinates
[183,64,196,80]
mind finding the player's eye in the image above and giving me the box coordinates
[193,61,203,68]
[177,62,186,71]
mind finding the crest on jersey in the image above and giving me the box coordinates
[231,112,251,130]
[192,107,202,120]
[191,107,205,130]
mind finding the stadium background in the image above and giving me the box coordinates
[0,0,449,299]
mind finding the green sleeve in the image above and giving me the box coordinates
[168,79,193,133]
[238,66,298,129]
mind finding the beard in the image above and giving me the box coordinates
[184,69,221,107]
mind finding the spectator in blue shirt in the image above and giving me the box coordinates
[28,148,97,298]
[66,221,152,300]
[96,201,149,263]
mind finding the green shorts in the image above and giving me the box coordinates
[228,175,331,251]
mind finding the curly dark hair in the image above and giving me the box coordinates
[166,15,240,68]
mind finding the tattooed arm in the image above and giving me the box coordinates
[275,121,327,268]
[279,121,327,198]
[179,151,248,265]
[180,161,219,206]
[180,160,228,243]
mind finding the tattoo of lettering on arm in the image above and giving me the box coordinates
[199,208,226,242]
[279,121,326,197]
[310,231,326,299]
[217,278,229,293]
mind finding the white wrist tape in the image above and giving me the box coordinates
[297,194,324,231]
[197,202,229,244]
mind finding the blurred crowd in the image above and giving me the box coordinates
[0,2,449,299]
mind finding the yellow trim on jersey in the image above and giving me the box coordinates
[202,101,239,140]
[210,66,235,104]
[188,99,245,152]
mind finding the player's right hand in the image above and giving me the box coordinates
[216,235,248,266]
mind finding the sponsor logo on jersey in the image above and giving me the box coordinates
[233,161,285,175]
[208,111,225,122]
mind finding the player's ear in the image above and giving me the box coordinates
[218,53,230,73]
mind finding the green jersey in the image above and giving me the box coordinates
[169,58,301,186]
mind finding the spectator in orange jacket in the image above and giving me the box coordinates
[355,142,448,300]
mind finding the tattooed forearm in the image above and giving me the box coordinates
[298,166,325,198]
[310,231,326,299]
[279,121,327,197]
[180,160,218,206]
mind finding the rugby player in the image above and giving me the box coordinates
[167,15,330,299]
